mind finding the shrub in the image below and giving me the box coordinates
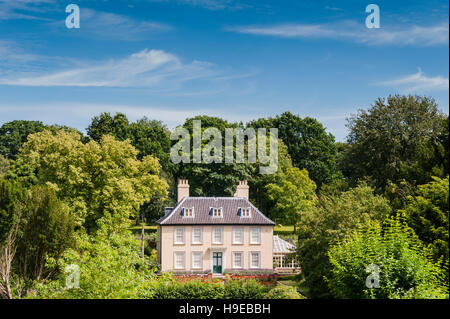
[152,279,224,299]
[223,279,270,299]
[327,215,448,299]
[264,285,305,299]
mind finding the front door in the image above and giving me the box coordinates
[212,252,222,274]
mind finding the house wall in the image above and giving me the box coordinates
[158,225,273,272]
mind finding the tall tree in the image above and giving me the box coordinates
[266,167,316,232]
[401,176,449,265]
[327,216,448,299]
[0,179,28,299]
[0,121,46,160]
[344,95,446,191]
[0,155,8,178]
[175,115,253,197]
[10,129,168,234]
[297,183,391,298]
[248,112,338,188]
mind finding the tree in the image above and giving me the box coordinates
[344,95,446,191]
[86,112,130,142]
[0,179,28,299]
[34,232,156,299]
[175,116,254,197]
[0,155,9,178]
[248,112,338,188]
[10,129,168,234]
[327,216,448,299]
[401,176,449,265]
[14,185,75,286]
[0,121,46,160]
[266,167,316,232]
[297,183,391,298]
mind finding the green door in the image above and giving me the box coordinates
[213,252,222,274]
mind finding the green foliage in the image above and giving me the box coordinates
[152,278,270,299]
[0,155,9,178]
[152,279,225,299]
[175,115,253,197]
[264,284,305,299]
[0,179,28,243]
[33,232,156,299]
[327,216,448,299]
[297,183,391,298]
[248,112,338,187]
[401,176,449,264]
[0,120,46,160]
[10,129,168,233]
[344,95,446,191]
[14,185,75,282]
[266,167,316,231]
[87,113,174,173]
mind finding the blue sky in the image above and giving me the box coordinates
[0,0,448,141]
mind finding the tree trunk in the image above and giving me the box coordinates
[293,224,296,234]
[141,223,145,259]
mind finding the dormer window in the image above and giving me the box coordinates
[182,207,194,218]
[211,207,223,218]
[239,207,251,218]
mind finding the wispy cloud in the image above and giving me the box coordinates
[376,68,449,93]
[0,0,55,20]
[171,0,248,10]
[0,49,221,88]
[58,8,172,41]
[227,20,449,46]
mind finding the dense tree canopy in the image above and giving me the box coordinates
[327,216,448,299]
[248,112,338,188]
[266,167,316,232]
[9,129,168,233]
[401,176,449,265]
[0,121,46,160]
[297,183,391,298]
[343,95,446,191]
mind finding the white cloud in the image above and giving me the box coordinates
[0,0,54,20]
[62,8,172,40]
[376,68,449,93]
[0,49,219,88]
[228,21,449,46]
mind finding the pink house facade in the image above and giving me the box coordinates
[156,180,275,274]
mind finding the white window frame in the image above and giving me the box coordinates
[211,207,223,218]
[191,227,203,244]
[183,207,195,218]
[174,252,185,269]
[239,207,252,218]
[250,251,261,269]
[232,227,244,244]
[174,227,185,245]
[212,227,223,244]
[191,251,203,269]
[250,227,261,244]
[232,251,244,269]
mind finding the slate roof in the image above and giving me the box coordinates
[273,235,296,253]
[156,197,275,225]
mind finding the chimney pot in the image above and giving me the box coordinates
[234,180,249,199]
[177,179,189,202]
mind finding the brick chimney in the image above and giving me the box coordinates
[177,179,189,202]
[234,180,249,199]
